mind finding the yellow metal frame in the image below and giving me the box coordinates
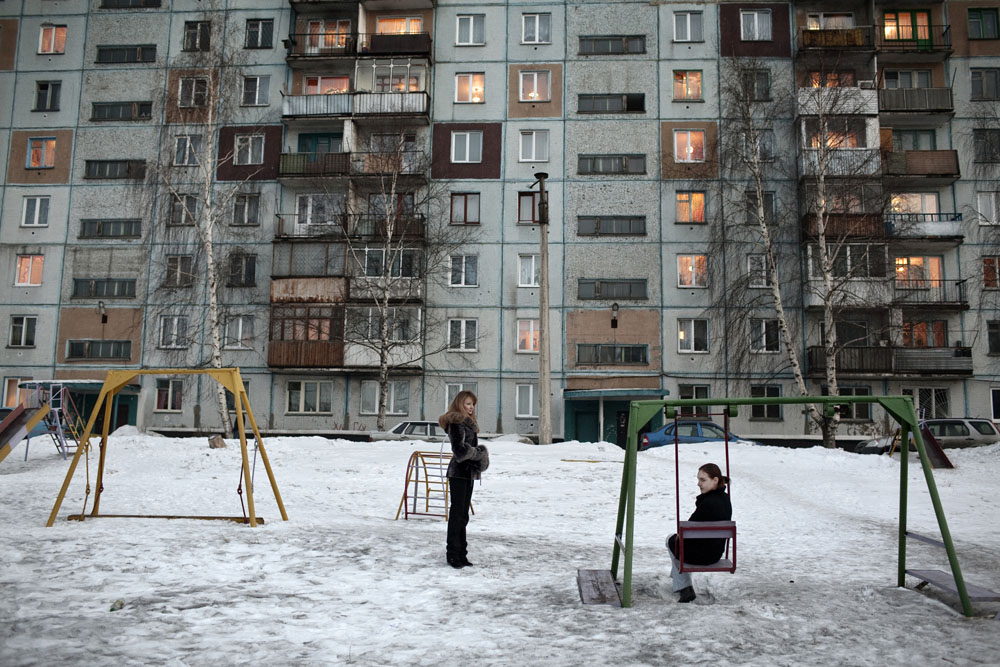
[46,368,288,528]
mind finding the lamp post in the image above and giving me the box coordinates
[533,172,552,446]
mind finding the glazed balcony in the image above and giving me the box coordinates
[285,32,432,59]
[876,24,951,62]
[282,92,430,120]
[807,345,972,376]
[799,148,881,178]
[798,26,875,50]
[892,278,968,308]
[882,150,959,185]
[878,88,953,126]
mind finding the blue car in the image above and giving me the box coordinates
[640,420,760,451]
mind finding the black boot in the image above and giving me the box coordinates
[460,557,474,567]
[678,586,696,603]
[447,556,465,569]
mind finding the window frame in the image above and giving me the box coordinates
[576,343,648,365]
[447,318,479,352]
[242,75,270,106]
[233,194,261,226]
[155,379,184,412]
[456,14,485,46]
[678,318,709,353]
[174,134,202,166]
[517,319,540,354]
[577,93,645,114]
[750,385,782,420]
[969,8,1000,40]
[26,137,56,169]
[164,254,195,288]
[578,35,646,55]
[522,13,552,45]
[673,130,706,163]
[673,11,703,43]
[740,9,773,41]
[245,19,274,49]
[158,315,189,349]
[519,130,549,162]
[673,70,703,101]
[39,25,67,55]
[234,133,265,166]
[578,154,646,175]
[227,252,257,287]
[450,192,481,225]
[748,254,773,288]
[516,383,538,418]
[34,81,61,111]
[287,380,334,415]
[182,21,211,52]
[677,254,708,288]
[985,255,1000,289]
[518,192,540,224]
[95,45,156,64]
[223,314,254,349]
[750,318,781,353]
[675,191,706,224]
[450,130,483,164]
[578,279,648,300]
[21,196,50,227]
[359,379,408,416]
[450,254,479,287]
[178,76,209,108]
[9,315,37,348]
[455,72,486,104]
[577,215,646,236]
[519,70,551,102]
[518,254,541,287]
[15,255,44,287]
[978,191,1000,224]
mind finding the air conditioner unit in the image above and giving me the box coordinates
[859,80,875,89]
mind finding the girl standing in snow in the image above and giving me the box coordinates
[439,390,489,569]
[666,463,732,603]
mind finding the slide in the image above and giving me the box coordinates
[919,424,954,469]
[0,403,51,465]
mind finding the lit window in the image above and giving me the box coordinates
[677,255,708,288]
[305,76,349,95]
[15,255,44,286]
[984,256,1000,289]
[26,138,56,169]
[517,319,539,353]
[39,25,67,54]
[519,71,551,102]
[676,192,706,223]
[673,130,705,163]
[673,71,702,100]
[455,73,485,103]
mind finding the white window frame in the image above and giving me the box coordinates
[245,19,273,49]
[673,70,703,101]
[519,71,551,102]
[978,191,1000,225]
[455,73,485,103]
[674,11,703,42]
[456,14,485,46]
[517,319,540,353]
[223,314,254,349]
[234,134,265,166]
[673,130,706,163]
[518,192,541,224]
[178,77,208,108]
[242,75,270,106]
[518,254,541,287]
[750,318,780,353]
[741,9,772,41]
[9,315,37,348]
[450,254,478,287]
[174,134,202,166]
[522,13,551,44]
[446,382,478,410]
[158,315,189,349]
[360,379,408,415]
[677,254,708,288]
[516,383,539,418]
[22,196,50,227]
[233,193,261,226]
[14,255,44,286]
[675,191,706,223]
[748,254,772,288]
[287,380,334,414]
[39,25,67,55]
[448,318,479,352]
[170,194,198,226]
[451,131,483,163]
[519,130,549,162]
[678,318,709,353]
[154,379,183,412]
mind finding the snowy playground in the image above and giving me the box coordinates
[1,432,999,666]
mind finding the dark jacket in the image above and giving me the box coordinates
[440,415,488,479]
[676,488,733,565]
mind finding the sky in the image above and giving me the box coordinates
[2,431,999,666]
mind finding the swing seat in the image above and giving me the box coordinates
[677,520,737,573]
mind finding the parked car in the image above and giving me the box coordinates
[369,421,447,443]
[639,420,761,451]
[0,406,53,440]
[855,418,1000,454]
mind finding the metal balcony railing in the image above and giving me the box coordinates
[282,92,430,118]
[346,214,425,239]
[882,150,959,179]
[807,344,973,375]
[278,151,427,178]
[279,152,351,177]
[285,31,432,57]
[275,213,426,239]
[885,212,963,238]
[876,24,951,52]
[878,87,953,113]
[799,26,875,49]
[799,148,881,176]
[892,278,967,305]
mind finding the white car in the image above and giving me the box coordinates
[369,421,448,442]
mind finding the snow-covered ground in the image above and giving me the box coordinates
[1,433,998,666]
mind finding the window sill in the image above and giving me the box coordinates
[449,222,481,226]
[678,284,709,289]
[449,284,479,288]
[7,346,36,350]
[287,412,334,416]
[675,220,707,225]
[748,417,783,422]
[518,99,552,104]
[516,350,539,355]
[447,349,478,353]
[14,284,41,288]
[521,42,552,46]
[455,101,486,105]
[678,349,709,354]
[20,225,50,229]
[456,43,486,47]
[153,410,183,414]
[673,99,705,103]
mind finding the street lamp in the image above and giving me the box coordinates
[531,172,552,446]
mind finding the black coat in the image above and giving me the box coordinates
[444,418,487,480]
[674,488,733,565]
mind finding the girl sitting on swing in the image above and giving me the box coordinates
[666,463,732,603]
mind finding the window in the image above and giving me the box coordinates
[39,25,66,54]
[242,76,269,106]
[245,19,273,49]
[95,45,156,64]
[578,94,645,113]
[978,192,1000,224]
[84,160,146,179]
[884,70,931,89]
[22,196,49,227]
[179,77,209,108]
[91,101,153,121]
[750,319,780,353]
[446,383,479,409]
[677,255,707,288]
[100,0,161,7]
[234,134,265,166]
[223,315,254,349]
[233,194,260,226]
[271,306,335,342]
[675,192,706,223]
[159,315,188,349]
[969,8,1000,40]
[902,320,948,348]
[34,81,61,111]
[837,320,871,347]
[228,253,256,287]
[674,12,703,42]
[673,71,702,101]
[450,254,478,287]
[519,254,541,287]
[678,319,708,352]
[838,386,871,421]
[518,192,540,223]
[360,380,408,415]
[745,129,776,162]
[809,71,856,88]
[522,13,551,44]
[750,385,781,420]
[15,255,44,286]
[673,130,705,163]
[805,118,867,149]
[349,307,416,343]
[973,69,1000,101]
[455,73,485,103]
[578,154,646,175]
[160,256,192,289]
[375,17,422,35]
[305,76,349,95]
[448,319,478,351]
[577,344,647,364]
[287,380,333,414]
[894,255,942,288]
[517,319,539,353]
[578,279,647,300]
[80,219,141,238]
[3,377,32,408]
[746,191,776,225]
[450,193,480,224]
[748,254,772,288]
[741,9,772,41]
[678,384,709,416]
[26,138,56,169]
[577,216,646,236]
[519,131,549,162]
[9,316,36,348]
[516,384,538,418]
[456,15,485,46]
[975,129,1000,162]
[67,339,131,360]
[809,244,887,279]
[451,131,482,163]
[71,278,136,298]
[170,194,197,226]
[807,13,855,30]
[183,21,211,52]
[174,135,202,166]
[519,71,551,102]
[892,129,935,151]
[362,248,419,279]
[154,379,183,411]
[902,387,949,419]
[985,256,1000,289]
[579,35,646,54]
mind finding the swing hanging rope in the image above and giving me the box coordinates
[236,430,260,522]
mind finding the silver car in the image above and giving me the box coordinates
[924,418,1000,448]
[369,421,447,442]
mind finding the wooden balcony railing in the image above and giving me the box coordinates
[267,340,344,368]
[807,345,972,375]
[799,26,875,49]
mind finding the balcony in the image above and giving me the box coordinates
[803,279,892,310]
[275,213,426,240]
[278,151,427,180]
[285,32,432,59]
[882,150,959,185]
[885,212,963,242]
[803,213,886,239]
[268,340,344,368]
[878,88,953,126]
[282,92,430,120]
[282,94,352,118]
[892,278,968,308]
[807,345,972,376]
[799,148,881,178]
[279,152,351,178]
[798,26,875,50]
[276,214,347,239]
[797,87,878,116]
[876,24,951,61]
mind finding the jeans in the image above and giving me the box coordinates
[447,476,475,560]
[666,534,693,592]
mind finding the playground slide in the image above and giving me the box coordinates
[0,403,51,465]
[919,425,954,469]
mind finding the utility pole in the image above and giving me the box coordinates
[533,173,552,445]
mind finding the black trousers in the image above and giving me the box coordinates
[446,476,474,560]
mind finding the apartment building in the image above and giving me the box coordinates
[2,1,999,442]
